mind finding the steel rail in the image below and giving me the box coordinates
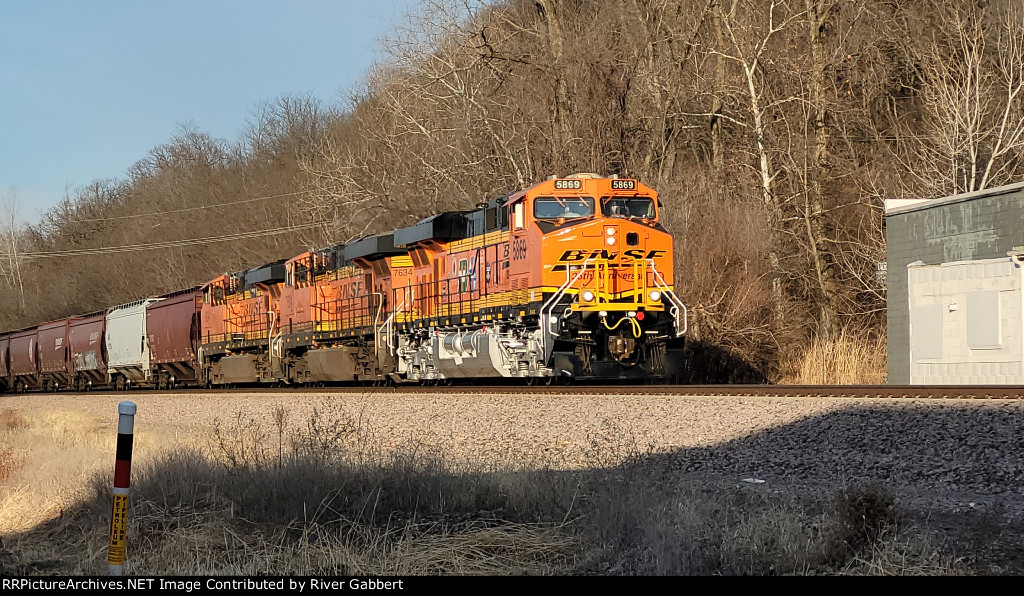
[36,384,1024,399]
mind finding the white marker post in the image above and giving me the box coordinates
[108,401,136,576]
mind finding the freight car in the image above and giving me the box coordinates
[147,288,202,390]
[69,311,106,390]
[8,327,40,392]
[37,318,72,391]
[0,174,688,391]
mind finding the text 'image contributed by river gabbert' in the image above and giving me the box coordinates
[2,578,406,591]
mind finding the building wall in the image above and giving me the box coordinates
[885,184,1024,384]
[908,258,1023,384]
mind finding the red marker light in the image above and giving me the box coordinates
[635,311,645,321]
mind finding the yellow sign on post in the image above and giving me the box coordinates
[108,401,136,576]
[108,493,129,566]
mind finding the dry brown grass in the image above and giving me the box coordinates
[838,534,972,576]
[0,447,21,482]
[0,405,974,576]
[0,409,29,482]
[1,409,29,431]
[0,409,118,534]
[783,328,887,385]
[90,510,577,575]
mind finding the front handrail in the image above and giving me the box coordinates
[539,259,591,360]
[648,259,687,337]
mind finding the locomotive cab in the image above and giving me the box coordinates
[504,174,687,380]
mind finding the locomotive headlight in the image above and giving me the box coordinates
[581,290,595,302]
[606,236,616,246]
[648,290,662,302]
[606,228,616,235]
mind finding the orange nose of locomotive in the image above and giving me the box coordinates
[533,179,675,315]
[556,217,673,314]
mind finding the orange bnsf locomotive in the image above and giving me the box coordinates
[0,174,687,392]
[386,173,688,383]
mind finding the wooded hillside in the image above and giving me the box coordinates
[3,0,1023,379]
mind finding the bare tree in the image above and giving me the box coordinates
[694,0,805,325]
[911,7,1024,196]
[0,188,26,315]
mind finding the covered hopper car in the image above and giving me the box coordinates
[68,312,106,390]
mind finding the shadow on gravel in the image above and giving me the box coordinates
[2,401,1022,575]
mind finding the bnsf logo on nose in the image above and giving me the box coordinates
[559,249,666,261]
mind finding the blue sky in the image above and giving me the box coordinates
[0,0,415,223]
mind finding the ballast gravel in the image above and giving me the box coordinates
[4,390,1024,522]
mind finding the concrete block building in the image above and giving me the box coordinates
[885,181,1024,384]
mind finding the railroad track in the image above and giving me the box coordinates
[33,383,1024,399]
[368,383,1024,399]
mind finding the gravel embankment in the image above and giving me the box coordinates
[3,390,1024,522]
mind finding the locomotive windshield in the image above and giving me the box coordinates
[533,196,595,219]
[602,197,655,219]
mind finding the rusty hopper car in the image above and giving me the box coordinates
[146,288,202,389]
[106,299,162,390]
[37,319,73,391]
[68,312,107,391]
[8,327,39,392]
